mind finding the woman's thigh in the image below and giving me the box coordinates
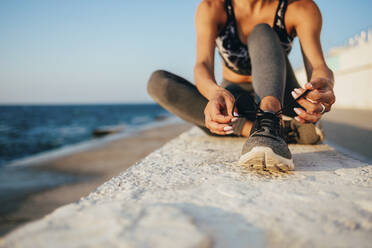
[147,70,207,127]
[148,71,256,136]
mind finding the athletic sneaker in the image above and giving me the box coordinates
[282,115,325,144]
[238,109,294,171]
[233,89,324,171]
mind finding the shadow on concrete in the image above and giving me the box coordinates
[322,120,372,163]
[0,166,91,237]
[293,149,368,172]
[171,202,266,248]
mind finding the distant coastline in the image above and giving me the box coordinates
[0,120,190,237]
[0,103,171,167]
[4,115,181,169]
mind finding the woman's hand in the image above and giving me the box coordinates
[291,77,336,123]
[204,88,238,135]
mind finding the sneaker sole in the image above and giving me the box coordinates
[238,146,295,172]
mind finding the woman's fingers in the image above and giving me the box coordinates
[207,121,234,135]
[294,96,324,114]
[291,88,324,123]
[293,87,320,103]
[291,89,318,113]
[205,112,234,135]
[212,111,233,123]
[305,79,336,106]
[305,79,331,90]
[305,89,335,105]
[204,89,237,135]
[223,93,235,117]
[293,107,321,123]
[292,87,333,113]
[209,98,233,124]
[294,115,307,124]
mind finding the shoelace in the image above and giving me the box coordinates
[254,111,281,136]
[232,89,311,119]
[232,89,311,137]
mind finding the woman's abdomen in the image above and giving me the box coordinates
[222,63,253,84]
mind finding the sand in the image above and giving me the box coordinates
[2,127,371,247]
[0,122,192,236]
[1,108,371,238]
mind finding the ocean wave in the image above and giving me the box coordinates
[0,104,170,167]
[131,116,152,125]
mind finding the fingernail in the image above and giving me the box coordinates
[293,108,302,115]
[223,126,233,131]
[225,130,234,134]
[294,116,301,122]
[306,97,317,104]
[291,91,298,98]
[231,117,238,122]
[233,111,239,117]
[306,82,313,89]
[294,88,301,94]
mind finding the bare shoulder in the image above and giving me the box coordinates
[197,0,224,11]
[195,0,225,24]
[286,0,322,28]
[287,0,320,13]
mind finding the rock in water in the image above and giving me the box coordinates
[92,125,125,137]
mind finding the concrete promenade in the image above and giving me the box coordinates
[1,127,372,248]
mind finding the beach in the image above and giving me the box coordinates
[0,122,192,236]
[1,108,371,238]
[2,123,371,247]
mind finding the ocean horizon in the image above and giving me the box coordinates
[0,103,171,168]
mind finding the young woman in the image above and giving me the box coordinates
[147,0,335,171]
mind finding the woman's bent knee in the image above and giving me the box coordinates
[147,69,171,101]
[248,23,275,43]
[251,23,272,35]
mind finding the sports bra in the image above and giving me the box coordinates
[215,0,295,75]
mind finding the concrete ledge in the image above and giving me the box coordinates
[1,127,372,248]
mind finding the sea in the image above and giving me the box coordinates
[0,104,175,208]
[0,104,171,167]
[0,103,176,225]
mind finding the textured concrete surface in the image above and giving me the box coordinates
[322,108,372,163]
[1,127,372,248]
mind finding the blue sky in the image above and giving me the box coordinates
[0,0,371,104]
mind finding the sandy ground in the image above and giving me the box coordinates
[1,108,370,237]
[0,122,192,237]
[2,127,371,247]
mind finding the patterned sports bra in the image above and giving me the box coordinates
[215,0,295,75]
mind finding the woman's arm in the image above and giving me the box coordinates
[194,0,220,99]
[194,0,236,135]
[289,0,336,123]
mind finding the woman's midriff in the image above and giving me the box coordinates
[222,63,253,84]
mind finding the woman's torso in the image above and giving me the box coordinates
[215,0,296,83]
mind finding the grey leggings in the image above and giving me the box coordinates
[147,24,302,136]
